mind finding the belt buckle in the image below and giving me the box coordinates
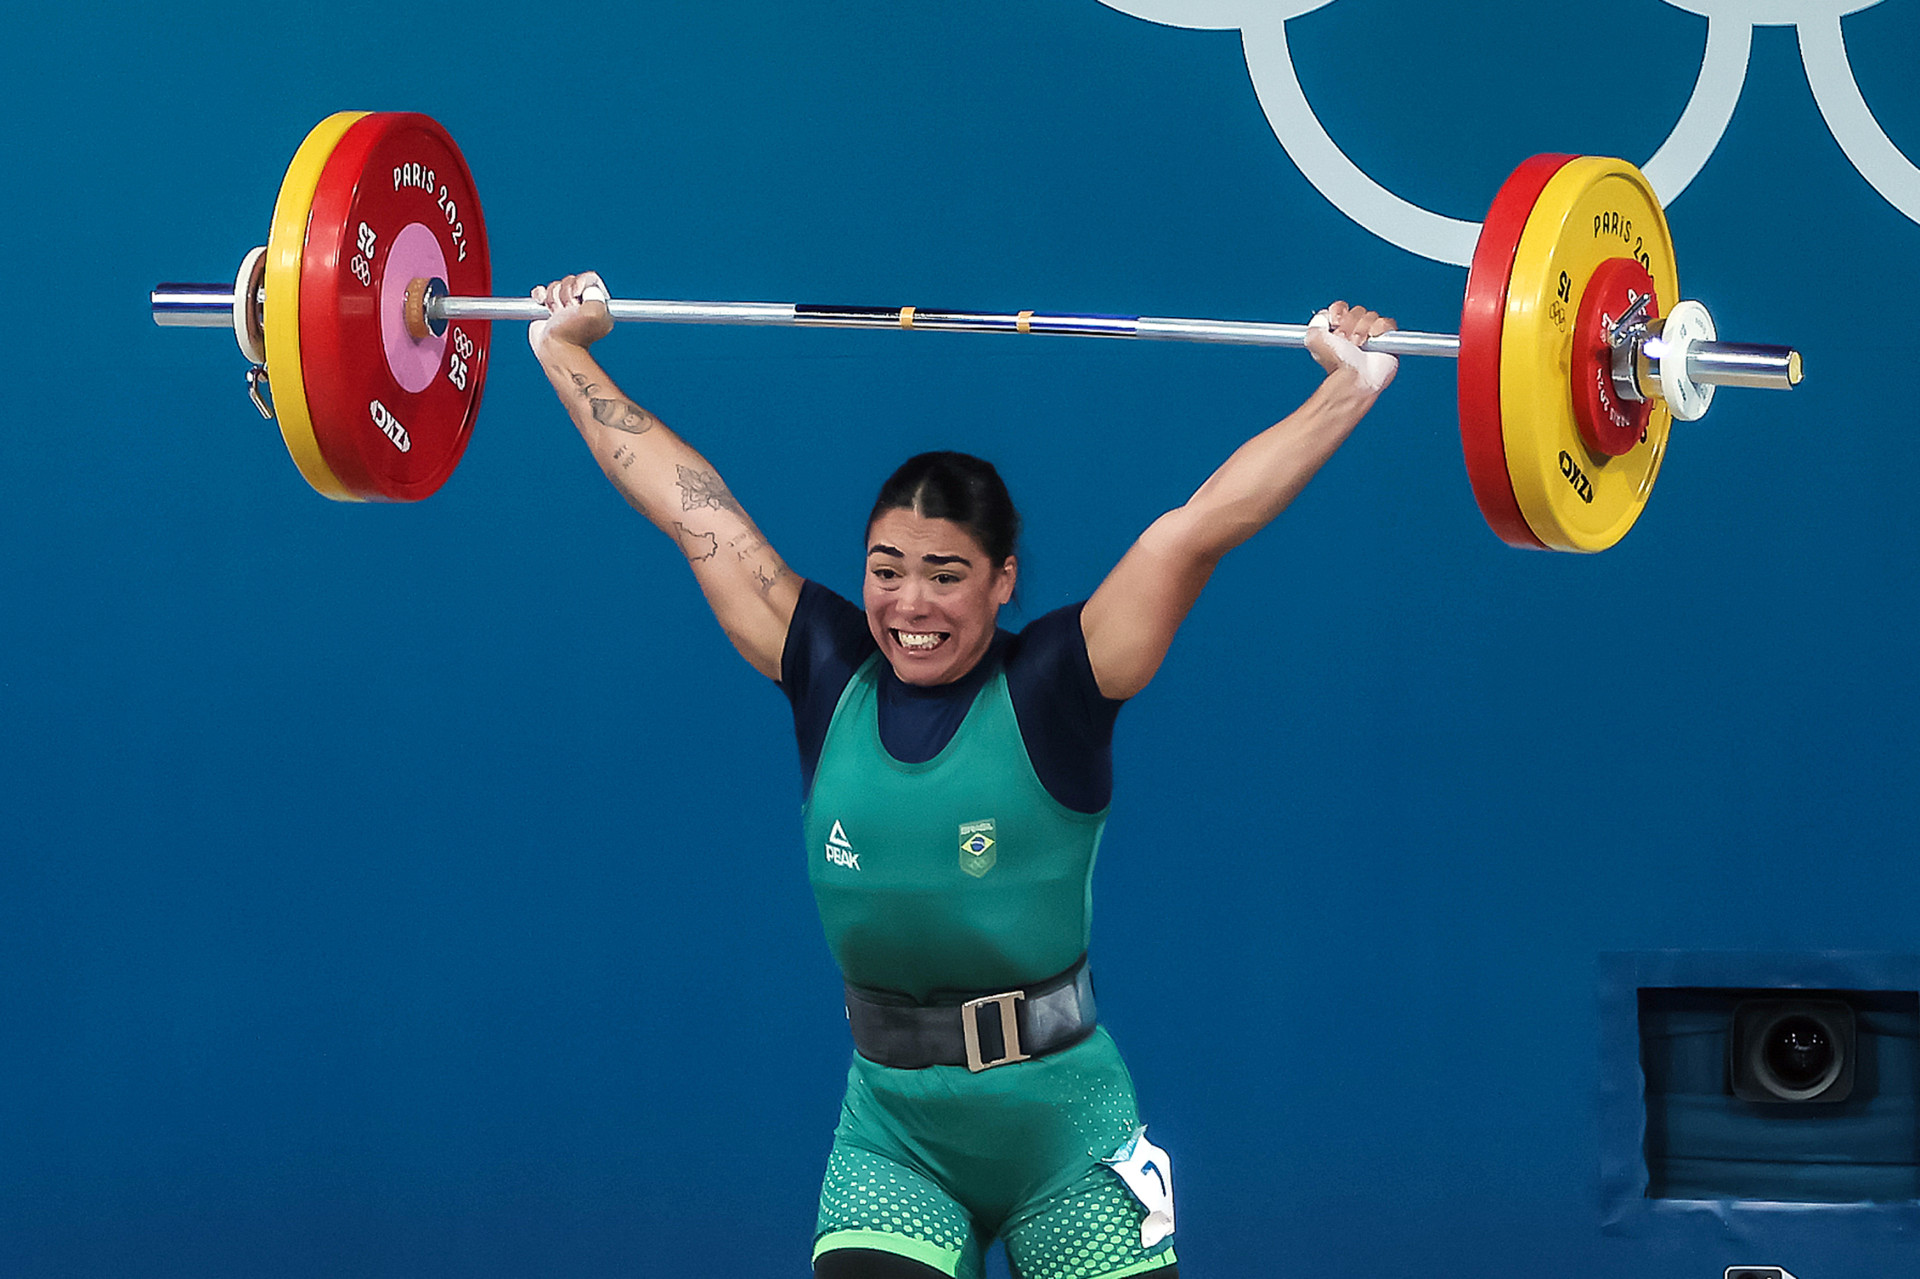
[960,989,1030,1072]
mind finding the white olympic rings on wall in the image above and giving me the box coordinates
[1099,0,1919,265]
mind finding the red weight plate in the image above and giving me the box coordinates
[1458,154,1575,550]
[300,112,491,502]
[1569,256,1658,457]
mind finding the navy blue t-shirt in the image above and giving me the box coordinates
[778,579,1123,814]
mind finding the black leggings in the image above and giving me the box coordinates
[813,1247,1181,1279]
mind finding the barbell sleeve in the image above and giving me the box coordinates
[151,284,247,328]
[1672,342,1802,391]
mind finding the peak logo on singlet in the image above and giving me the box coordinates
[824,821,860,870]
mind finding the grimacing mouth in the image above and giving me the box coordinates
[891,628,951,651]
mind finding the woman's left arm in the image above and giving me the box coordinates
[1081,302,1396,700]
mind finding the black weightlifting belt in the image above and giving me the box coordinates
[843,956,1097,1072]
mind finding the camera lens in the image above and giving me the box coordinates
[1730,998,1855,1104]
[1763,1015,1833,1090]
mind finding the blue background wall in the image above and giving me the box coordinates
[3,2,1917,1276]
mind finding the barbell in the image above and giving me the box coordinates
[151,111,1802,551]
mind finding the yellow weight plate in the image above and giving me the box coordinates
[1499,156,1680,552]
[263,111,369,502]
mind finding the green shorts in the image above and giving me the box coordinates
[812,1027,1177,1279]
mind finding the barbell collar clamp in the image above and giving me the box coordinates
[1611,316,1654,406]
[404,277,450,339]
[1610,293,1654,343]
[1605,293,1658,406]
[245,364,274,421]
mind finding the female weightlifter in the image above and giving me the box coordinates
[530,271,1396,1279]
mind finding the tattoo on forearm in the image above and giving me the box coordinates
[570,372,653,433]
[751,562,789,596]
[725,528,790,596]
[591,397,654,433]
[718,526,785,594]
[673,522,720,563]
[676,465,744,515]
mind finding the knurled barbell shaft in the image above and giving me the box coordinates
[432,292,1467,356]
[148,282,1804,391]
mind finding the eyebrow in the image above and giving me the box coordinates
[867,544,974,567]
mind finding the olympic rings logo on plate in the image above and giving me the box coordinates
[1099,0,1919,264]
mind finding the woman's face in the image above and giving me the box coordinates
[863,508,1016,686]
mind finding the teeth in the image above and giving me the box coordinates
[895,630,947,650]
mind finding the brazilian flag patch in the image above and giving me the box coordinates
[958,819,997,878]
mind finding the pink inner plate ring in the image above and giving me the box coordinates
[381,222,450,393]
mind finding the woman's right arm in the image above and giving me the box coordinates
[531,272,801,681]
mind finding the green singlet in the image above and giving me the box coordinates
[802,654,1177,1279]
